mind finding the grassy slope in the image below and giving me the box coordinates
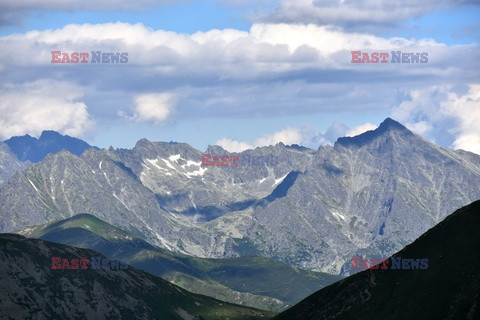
[18,213,341,312]
[0,234,275,320]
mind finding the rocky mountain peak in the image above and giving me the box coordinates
[133,138,151,149]
[39,130,63,140]
[206,144,229,155]
[334,117,413,148]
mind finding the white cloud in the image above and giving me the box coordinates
[346,122,377,137]
[0,22,456,73]
[255,127,303,146]
[0,22,478,149]
[453,134,480,155]
[0,80,93,139]
[216,138,253,152]
[447,85,480,154]
[0,23,474,103]
[215,124,349,152]
[404,121,432,136]
[215,127,303,152]
[392,84,480,154]
[132,93,175,123]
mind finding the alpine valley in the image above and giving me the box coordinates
[16,213,341,312]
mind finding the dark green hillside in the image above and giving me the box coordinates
[0,234,274,320]
[19,213,341,311]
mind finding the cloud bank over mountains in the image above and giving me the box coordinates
[0,1,478,154]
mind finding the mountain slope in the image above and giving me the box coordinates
[18,213,341,312]
[0,233,274,320]
[4,130,92,162]
[0,138,311,257]
[244,118,480,273]
[0,141,25,186]
[110,138,311,221]
[272,200,480,320]
[0,148,179,245]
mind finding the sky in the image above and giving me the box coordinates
[0,0,479,154]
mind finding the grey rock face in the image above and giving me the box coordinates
[0,142,26,186]
[1,118,479,275]
[0,148,181,247]
[245,119,480,273]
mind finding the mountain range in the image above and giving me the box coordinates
[1,118,479,276]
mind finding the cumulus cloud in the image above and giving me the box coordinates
[131,93,176,124]
[255,127,303,146]
[0,23,476,109]
[216,122,353,152]
[445,85,480,154]
[0,22,466,74]
[215,127,301,152]
[216,138,254,153]
[346,122,377,137]
[2,21,470,123]
[0,22,478,149]
[216,127,304,152]
[0,80,93,139]
[392,84,480,154]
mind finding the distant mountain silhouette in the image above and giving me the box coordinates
[4,130,93,162]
